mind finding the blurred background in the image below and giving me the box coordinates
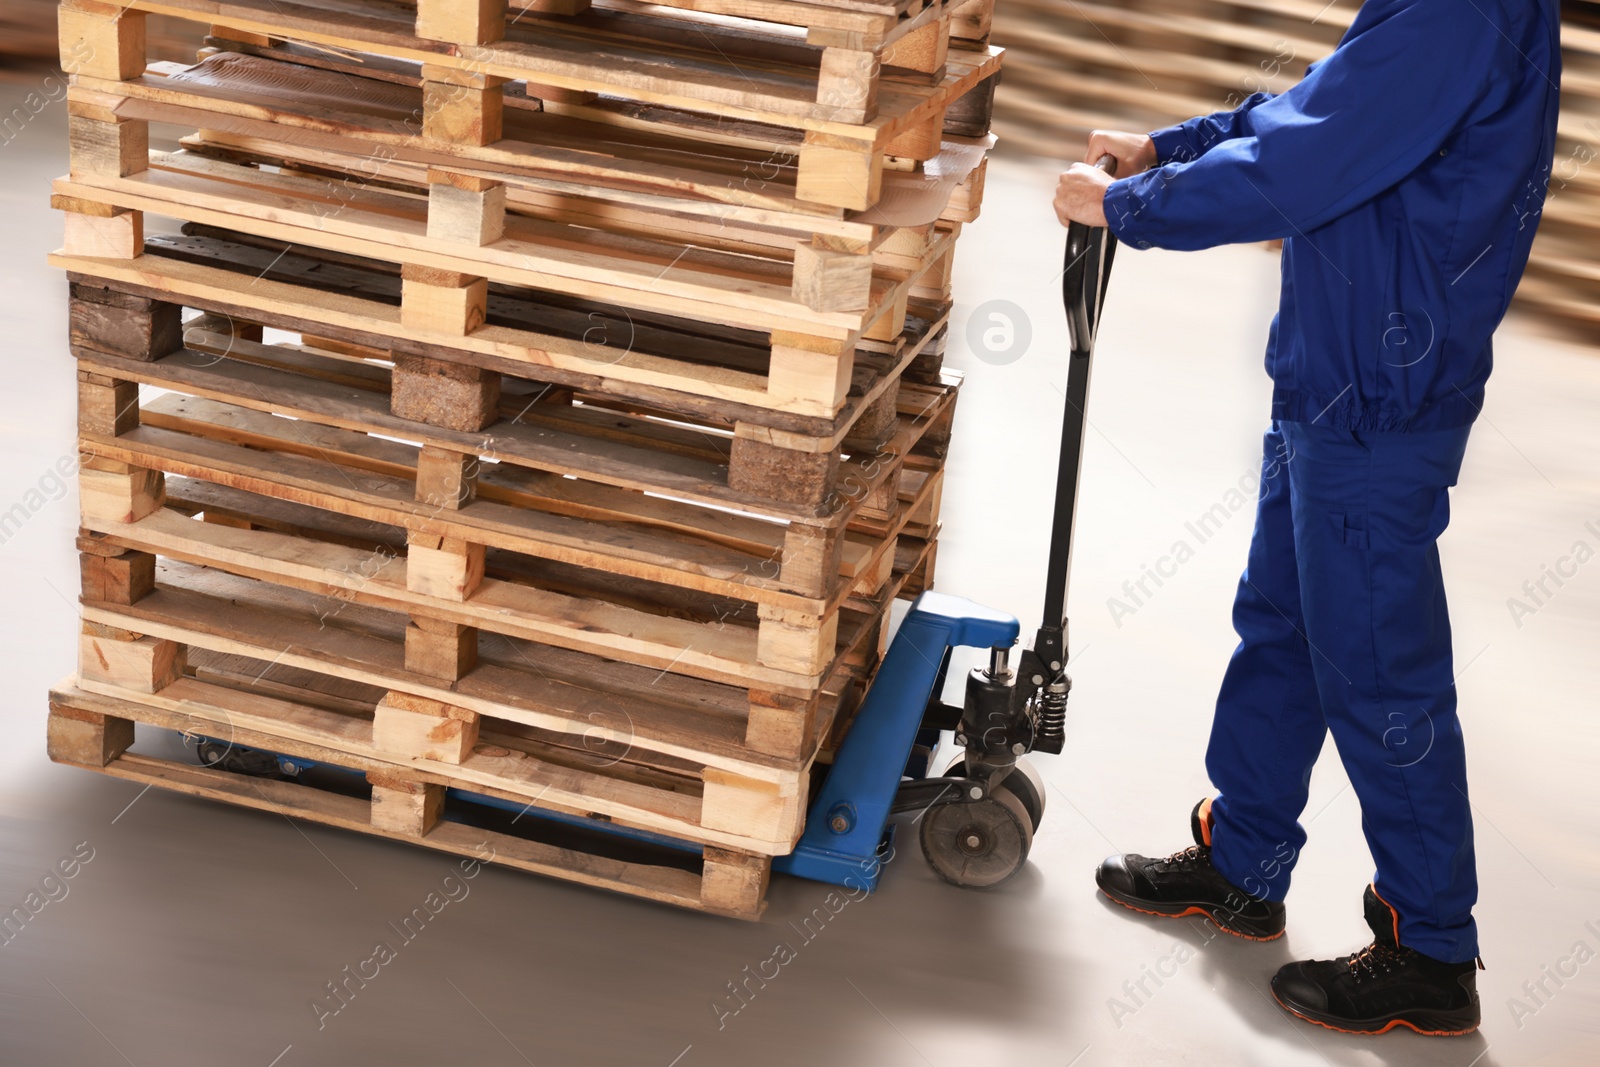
[1,3,1597,1066]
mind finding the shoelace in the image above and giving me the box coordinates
[1159,845,1207,870]
[1346,940,1409,982]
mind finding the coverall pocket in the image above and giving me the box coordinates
[1331,511,1369,549]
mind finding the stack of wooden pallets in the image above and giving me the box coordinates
[46,0,1001,918]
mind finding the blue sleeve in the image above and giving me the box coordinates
[1147,92,1277,166]
[1104,0,1509,251]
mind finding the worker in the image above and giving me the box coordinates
[1050,0,1560,1037]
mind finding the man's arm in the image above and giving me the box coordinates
[1077,92,1279,183]
[1098,0,1512,251]
[1147,91,1277,167]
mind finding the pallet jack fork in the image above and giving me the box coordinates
[775,156,1121,890]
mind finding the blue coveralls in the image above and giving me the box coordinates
[1102,0,1561,963]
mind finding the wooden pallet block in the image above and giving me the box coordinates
[46,688,772,918]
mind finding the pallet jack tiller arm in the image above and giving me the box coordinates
[773,157,1121,890]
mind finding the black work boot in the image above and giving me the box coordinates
[1271,885,1482,1035]
[1095,799,1286,941]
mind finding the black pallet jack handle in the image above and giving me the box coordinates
[907,155,1123,762]
[1042,154,1119,636]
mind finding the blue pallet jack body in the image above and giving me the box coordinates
[771,593,1019,889]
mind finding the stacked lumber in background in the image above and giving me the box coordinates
[1520,2,1600,335]
[2,0,202,64]
[988,0,1600,338]
[988,0,1340,154]
[47,0,1001,918]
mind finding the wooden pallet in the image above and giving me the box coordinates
[68,44,990,307]
[52,146,959,373]
[71,364,950,694]
[1516,13,1600,335]
[52,136,963,431]
[69,44,989,307]
[59,231,955,508]
[48,684,778,918]
[986,0,1599,337]
[59,0,1003,208]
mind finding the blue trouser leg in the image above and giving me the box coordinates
[1208,420,1479,963]
[1206,426,1327,903]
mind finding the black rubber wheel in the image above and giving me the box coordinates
[1004,759,1048,832]
[919,788,1033,888]
[196,741,279,777]
[196,740,230,768]
[940,757,1047,833]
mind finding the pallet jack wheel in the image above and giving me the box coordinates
[195,740,279,778]
[940,756,1047,832]
[1002,759,1048,832]
[196,740,230,769]
[919,787,1033,888]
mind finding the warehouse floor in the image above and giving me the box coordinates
[3,72,1598,1066]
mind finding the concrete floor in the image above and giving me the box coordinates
[3,71,1598,1066]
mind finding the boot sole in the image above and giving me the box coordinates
[1271,987,1480,1036]
[1096,880,1284,942]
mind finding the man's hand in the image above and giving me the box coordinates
[1085,130,1157,175]
[1053,163,1114,228]
[1054,130,1157,229]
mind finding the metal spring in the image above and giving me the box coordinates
[1035,683,1070,752]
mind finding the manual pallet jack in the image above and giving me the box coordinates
[189,157,1122,898]
[774,156,1120,889]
